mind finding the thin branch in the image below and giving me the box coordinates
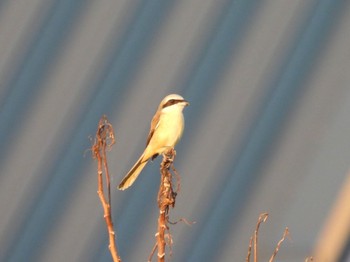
[246,236,254,262]
[148,242,158,262]
[92,115,120,262]
[254,213,269,262]
[269,227,290,262]
[168,217,196,226]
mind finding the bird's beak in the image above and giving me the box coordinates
[183,100,189,106]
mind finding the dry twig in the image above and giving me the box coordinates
[92,115,121,262]
[269,227,290,262]
[157,148,177,262]
[254,213,269,262]
[148,148,178,262]
[246,236,254,262]
[246,213,295,262]
[148,243,158,262]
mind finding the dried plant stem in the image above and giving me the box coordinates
[246,236,253,262]
[148,243,158,262]
[246,213,294,262]
[155,148,177,262]
[269,227,290,262]
[254,213,269,262]
[92,116,121,262]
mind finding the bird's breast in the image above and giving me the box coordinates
[148,111,184,155]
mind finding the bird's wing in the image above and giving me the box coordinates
[146,110,161,146]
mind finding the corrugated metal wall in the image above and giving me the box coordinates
[0,0,349,261]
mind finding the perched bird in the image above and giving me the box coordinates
[118,94,189,190]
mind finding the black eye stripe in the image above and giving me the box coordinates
[162,99,183,108]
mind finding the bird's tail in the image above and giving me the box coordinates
[118,154,148,190]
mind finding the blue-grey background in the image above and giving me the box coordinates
[0,0,349,261]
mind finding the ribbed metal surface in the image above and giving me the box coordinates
[0,1,349,261]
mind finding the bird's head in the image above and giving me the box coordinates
[159,94,189,112]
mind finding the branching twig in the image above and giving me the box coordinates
[92,115,121,262]
[157,148,177,262]
[246,213,296,262]
[148,148,178,262]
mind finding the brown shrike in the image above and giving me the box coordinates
[117,94,189,190]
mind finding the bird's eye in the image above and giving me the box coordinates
[162,99,177,108]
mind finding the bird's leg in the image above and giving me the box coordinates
[151,153,159,161]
